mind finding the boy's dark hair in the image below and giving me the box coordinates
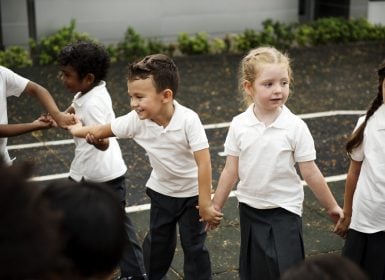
[41,180,126,278]
[0,162,68,280]
[346,60,385,153]
[58,40,110,83]
[127,53,179,98]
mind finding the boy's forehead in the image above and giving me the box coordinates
[127,77,156,92]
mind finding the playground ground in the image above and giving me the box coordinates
[6,41,385,278]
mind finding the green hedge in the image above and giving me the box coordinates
[1,17,385,68]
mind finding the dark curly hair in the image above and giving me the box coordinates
[58,40,110,83]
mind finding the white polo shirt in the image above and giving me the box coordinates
[224,105,316,216]
[350,104,385,233]
[111,100,209,197]
[69,81,127,182]
[0,66,29,166]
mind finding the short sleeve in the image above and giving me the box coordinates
[349,116,365,161]
[293,120,316,162]
[185,113,209,152]
[111,111,136,139]
[224,120,240,156]
[0,66,29,98]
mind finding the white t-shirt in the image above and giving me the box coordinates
[224,105,316,216]
[69,81,127,182]
[111,100,209,197]
[0,66,29,166]
[349,104,385,233]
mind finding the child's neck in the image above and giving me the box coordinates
[253,105,282,126]
[152,103,175,128]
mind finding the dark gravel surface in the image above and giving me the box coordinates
[5,41,385,279]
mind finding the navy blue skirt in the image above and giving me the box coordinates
[239,203,304,280]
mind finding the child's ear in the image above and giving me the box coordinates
[85,73,95,85]
[243,80,253,97]
[162,89,173,102]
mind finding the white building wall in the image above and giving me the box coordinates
[2,0,298,47]
[367,1,385,25]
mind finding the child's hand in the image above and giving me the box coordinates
[33,114,54,129]
[66,116,83,135]
[55,112,76,128]
[86,133,109,151]
[326,204,343,225]
[333,215,351,239]
[198,204,223,229]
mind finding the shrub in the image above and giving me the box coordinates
[0,46,32,68]
[30,19,92,65]
[116,27,148,62]
[177,32,210,55]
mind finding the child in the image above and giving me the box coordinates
[57,41,147,280]
[334,60,385,280]
[0,66,74,166]
[67,53,223,280]
[40,180,127,280]
[0,161,69,280]
[210,47,343,280]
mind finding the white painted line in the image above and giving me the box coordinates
[8,139,74,150]
[7,110,365,150]
[30,173,70,181]
[124,173,348,213]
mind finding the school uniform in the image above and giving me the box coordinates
[343,106,385,280]
[70,81,146,278]
[224,105,316,280]
[0,66,29,166]
[111,100,212,280]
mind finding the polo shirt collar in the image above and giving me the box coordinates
[144,100,183,131]
[73,81,106,107]
[244,104,291,129]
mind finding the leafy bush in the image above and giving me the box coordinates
[116,27,148,62]
[0,46,32,68]
[30,19,92,65]
[177,32,210,55]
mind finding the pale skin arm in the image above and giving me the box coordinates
[24,81,75,128]
[67,118,115,139]
[299,160,343,224]
[207,155,239,230]
[66,106,110,151]
[194,148,223,224]
[334,159,361,238]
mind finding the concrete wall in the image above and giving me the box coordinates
[2,0,298,47]
[367,1,385,25]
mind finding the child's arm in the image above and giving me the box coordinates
[212,155,239,211]
[67,118,115,139]
[0,115,53,137]
[299,160,343,224]
[24,81,75,128]
[194,148,223,224]
[334,160,361,238]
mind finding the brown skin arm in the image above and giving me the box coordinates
[24,81,75,128]
[334,159,362,238]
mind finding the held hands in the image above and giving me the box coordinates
[197,202,224,231]
[326,204,344,225]
[66,115,83,136]
[85,133,109,151]
[54,112,76,128]
[333,215,351,239]
[33,114,55,129]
